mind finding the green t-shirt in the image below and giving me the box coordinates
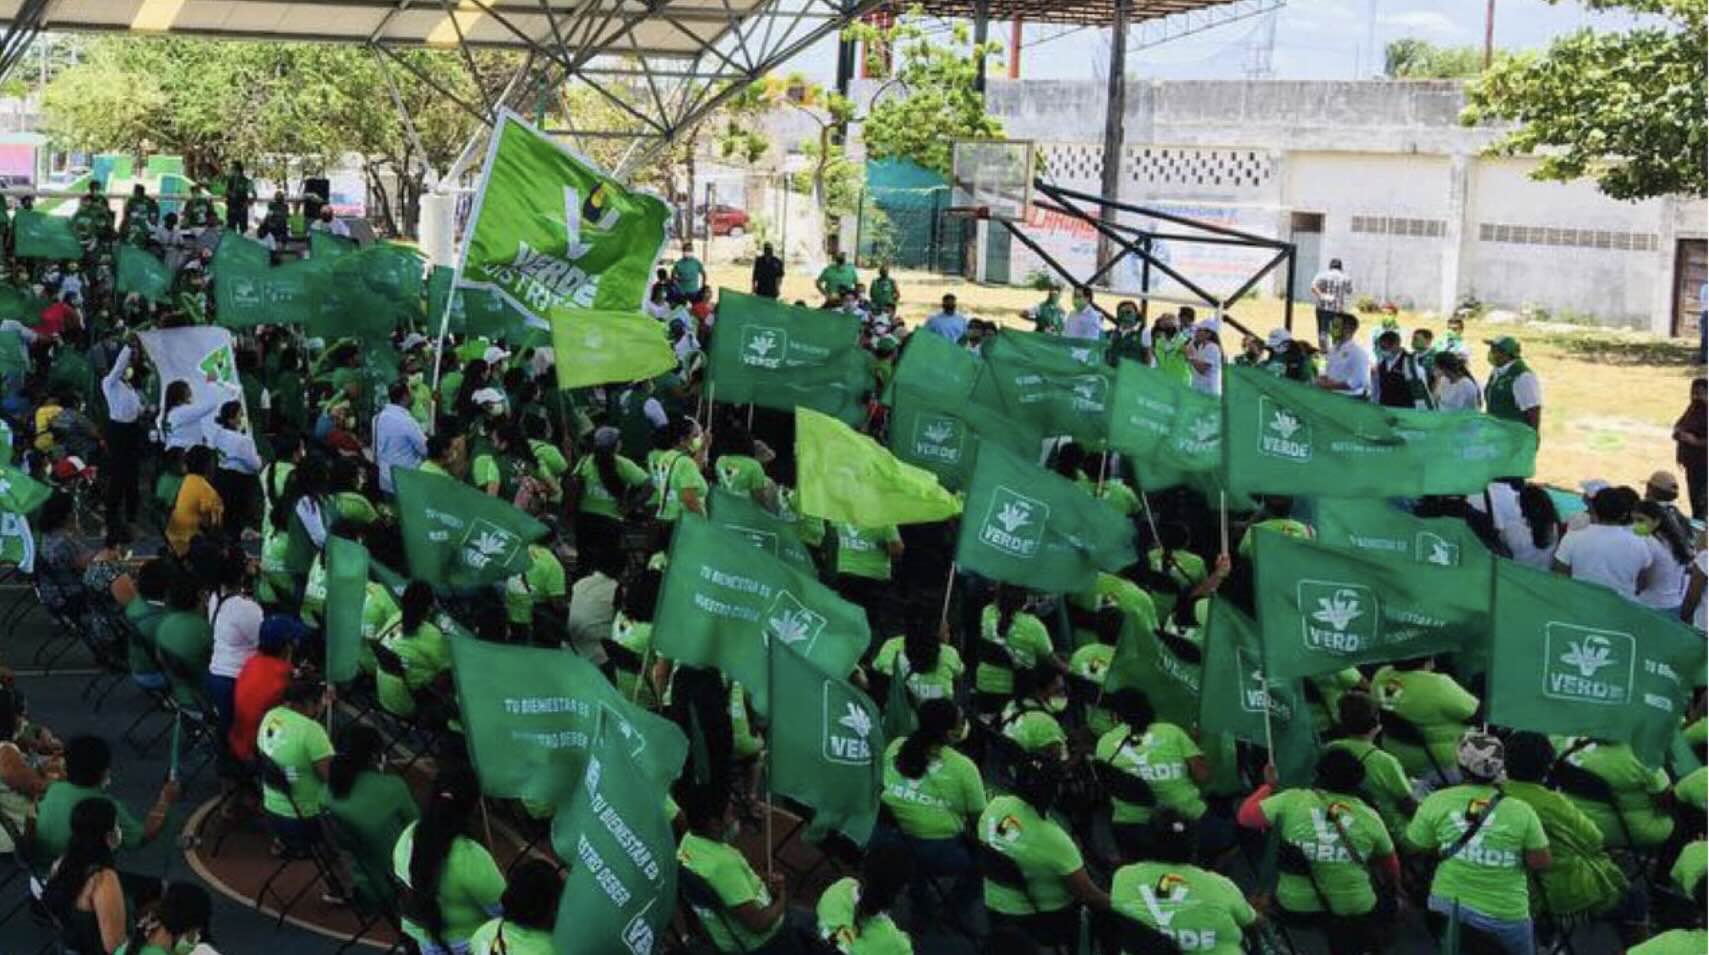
[999,701,1067,756]
[870,276,899,310]
[677,831,782,954]
[610,612,658,707]
[1069,643,1116,735]
[1094,722,1206,824]
[393,823,507,947]
[1557,739,1673,848]
[528,439,569,484]
[974,605,1054,696]
[1404,784,1548,922]
[1630,929,1709,955]
[835,523,900,581]
[1671,839,1705,897]
[573,453,649,519]
[871,638,964,704]
[1260,788,1394,916]
[715,454,769,499]
[1236,518,1312,558]
[880,737,986,840]
[124,598,167,678]
[1323,738,1414,839]
[155,610,213,707]
[1308,668,1364,735]
[1145,547,1207,621]
[359,583,402,674]
[327,769,420,902]
[504,545,566,625]
[257,705,336,818]
[469,917,554,955]
[33,782,145,861]
[471,449,529,499]
[1072,573,1159,639]
[1675,765,1706,810]
[378,622,449,717]
[1499,780,1627,919]
[977,794,1084,915]
[818,262,858,295]
[816,876,914,955]
[673,256,705,295]
[1371,667,1479,778]
[333,491,379,528]
[1110,861,1257,955]
[651,451,707,522]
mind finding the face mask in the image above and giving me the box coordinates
[950,721,970,744]
[1633,520,1655,537]
[408,372,424,386]
[1047,694,1069,714]
[1072,296,1087,310]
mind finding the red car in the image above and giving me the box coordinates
[707,204,750,237]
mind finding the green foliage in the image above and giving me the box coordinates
[1463,0,1706,200]
[847,13,1004,175]
[1383,38,1492,78]
[858,196,896,267]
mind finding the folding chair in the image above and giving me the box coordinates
[322,813,407,955]
[73,595,134,711]
[27,574,92,674]
[874,803,976,940]
[155,649,224,787]
[253,756,348,929]
[0,809,47,929]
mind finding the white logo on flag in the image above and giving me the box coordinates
[1543,625,1634,705]
[823,688,873,764]
[459,519,521,571]
[740,325,787,369]
[1258,396,1312,461]
[979,486,1047,558]
[1298,580,1378,654]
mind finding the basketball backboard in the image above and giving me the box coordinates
[950,139,1034,221]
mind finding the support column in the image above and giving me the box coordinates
[973,0,990,92]
[1010,17,1022,79]
[1438,153,1470,318]
[1096,0,1130,275]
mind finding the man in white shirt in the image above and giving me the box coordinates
[1552,487,1654,601]
[1062,286,1104,341]
[373,381,428,495]
[101,343,147,543]
[1186,320,1224,396]
[1310,258,1353,350]
[308,206,351,239]
[1315,312,1372,398]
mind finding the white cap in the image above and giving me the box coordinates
[482,345,510,366]
[1265,328,1293,349]
[1194,318,1222,334]
[471,387,505,408]
[400,333,428,351]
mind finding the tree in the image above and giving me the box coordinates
[1463,0,1706,200]
[1383,38,1489,78]
[848,14,1004,176]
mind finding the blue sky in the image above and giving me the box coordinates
[786,0,1647,81]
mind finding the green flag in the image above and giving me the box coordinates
[1106,613,1201,730]
[0,464,48,573]
[394,467,548,589]
[1313,499,1492,571]
[0,286,45,327]
[461,110,669,315]
[551,310,677,390]
[767,640,884,844]
[1199,598,1316,785]
[980,330,1112,444]
[309,229,357,261]
[883,323,984,404]
[706,290,873,423]
[13,211,83,260]
[954,443,1137,593]
[885,384,1043,492]
[323,536,369,685]
[552,712,680,955]
[653,516,870,714]
[1253,529,1489,681]
[707,487,815,574]
[214,243,319,329]
[1222,365,1537,498]
[796,407,960,526]
[1108,358,1222,491]
[115,245,172,303]
[427,265,531,342]
[0,464,53,515]
[449,634,687,808]
[310,243,424,340]
[1487,561,1706,764]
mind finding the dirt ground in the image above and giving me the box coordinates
[708,264,1702,490]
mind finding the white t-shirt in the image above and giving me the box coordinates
[1637,536,1689,610]
[207,592,264,679]
[1472,483,1559,570]
[1062,307,1103,340]
[1436,377,1482,412]
[1553,523,1655,601]
[1188,340,1223,396]
[1325,340,1372,397]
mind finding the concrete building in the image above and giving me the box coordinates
[837,77,1706,335]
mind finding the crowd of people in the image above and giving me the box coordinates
[0,178,1701,955]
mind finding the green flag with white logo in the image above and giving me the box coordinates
[1313,499,1492,571]
[309,229,357,261]
[1199,598,1317,785]
[460,110,669,316]
[653,516,870,714]
[883,322,984,405]
[954,442,1137,594]
[1108,358,1222,491]
[115,245,172,303]
[449,633,688,809]
[1222,365,1537,498]
[706,289,873,424]
[322,536,369,685]
[767,640,884,845]
[552,711,680,955]
[0,464,49,572]
[1487,561,1705,765]
[394,466,548,590]
[979,330,1112,444]
[885,384,1043,492]
[550,309,677,390]
[13,211,83,260]
[1105,612,1201,730]
[1253,529,1490,681]
[707,487,815,575]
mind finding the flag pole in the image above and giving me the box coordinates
[1218,491,1230,557]
[1096,450,1109,496]
[480,797,497,851]
[938,562,956,628]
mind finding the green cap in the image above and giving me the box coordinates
[1485,336,1521,357]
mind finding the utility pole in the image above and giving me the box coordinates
[1096,0,1130,273]
[1483,0,1496,68]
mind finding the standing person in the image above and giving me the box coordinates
[1186,320,1224,396]
[206,400,262,540]
[1673,377,1707,519]
[880,699,985,890]
[1109,301,1147,363]
[1406,733,1551,955]
[1432,351,1482,411]
[374,381,428,495]
[1316,314,1372,399]
[164,447,224,557]
[751,242,785,299]
[977,754,1110,948]
[394,767,507,955]
[1025,285,1065,335]
[1310,258,1353,351]
[816,251,858,301]
[327,725,420,915]
[673,243,704,303]
[100,340,145,545]
[1497,733,1628,928]
[1483,336,1542,431]
[869,264,899,315]
[223,161,252,235]
[1372,329,1433,409]
[1062,286,1102,340]
[1151,313,1191,387]
[1094,688,1211,859]
[676,782,794,955]
[1552,487,1653,601]
[206,555,264,743]
[923,294,968,343]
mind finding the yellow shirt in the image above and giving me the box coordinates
[166,473,224,555]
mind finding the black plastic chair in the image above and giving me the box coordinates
[254,756,346,929]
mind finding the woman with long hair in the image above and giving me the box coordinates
[569,426,651,571]
[279,455,331,576]
[1432,351,1481,412]
[816,845,914,954]
[161,378,235,451]
[879,697,984,922]
[978,754,1109,947]
[998,665,1069,759]
[872,613,964,707]
[1502,481,1563,570]
[1636,499,1693,613]
[377,581,449,720]
[163,446,223,557]
[328,724,419,908]
[972,586,1062,715]
[1094,688,1211,860]
[468,859,562,955]
[649,414,708,522]
[394,766,506,955]
[115,882,212,955]
[41,797,127,955]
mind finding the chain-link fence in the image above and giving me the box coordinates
[857,158,971,275]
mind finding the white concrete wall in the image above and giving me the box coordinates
[1284,152,1452,309]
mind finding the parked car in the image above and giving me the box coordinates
[707,204,749,237]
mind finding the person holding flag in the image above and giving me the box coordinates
[1093,687,1212,860]
[977,753,1110,948]
[676,782,796,954]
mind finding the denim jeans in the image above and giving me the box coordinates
[1429,895,1535,955]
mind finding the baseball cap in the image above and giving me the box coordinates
[482,345,511,366]
[470,387,506,409]
[1647,470,1680,499]
[259,615,309,652]
[593,426,620,450]
[1457,730,1505,780]
[1485,336,1522,357]
[1265,328,1293,349]
[400,333,428,352]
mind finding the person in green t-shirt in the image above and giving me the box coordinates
[1237,751,1398,954]
[1631,927,1709,955]
[881,699,987,844]
[326,725,420,907]
[1144,522,1208,622]
[504,542,567,636]
[1406,732,1551,947]
[998,666,1069,759]
[714,429,773,505]
[469,859,562,955]
[1372,657,1479,783]
[1552,737,1674,850]
[677,782,790,954]
[1094,688,1210,859]
[871,619,964,706]
[834,522,902,581]
[470,423,532,501]
[608,571,662,708]
[869,264,899,313]
[816,251,858,301]
[1068,608,1121,736]
[650,416,708,522]
[1323,691,1417,841]
[155,577,213,710]
[672,243,705,300]
[113,882,212,955]
[1110,811,1259,955]
[973,587,1063,711]
[977,754,1110,947]
[817,845,915,955]
[377,582,450,719]
[256,680,335,820]
[1498,732,1628,922]
[1027,286,1065,335]
[394,767,507,954]
[33,735,179,862]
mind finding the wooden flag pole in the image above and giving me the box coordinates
[1096,451,1109,496]
[939,562,957,628]
[1218,491,1230,558]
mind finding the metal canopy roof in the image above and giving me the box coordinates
[919,0,1247,27]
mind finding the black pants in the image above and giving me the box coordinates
[103,420,144,538]
[213,468,258,540]
[226,203,248,235]
[1687,457,1706,521]
[989,909,1079,950]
